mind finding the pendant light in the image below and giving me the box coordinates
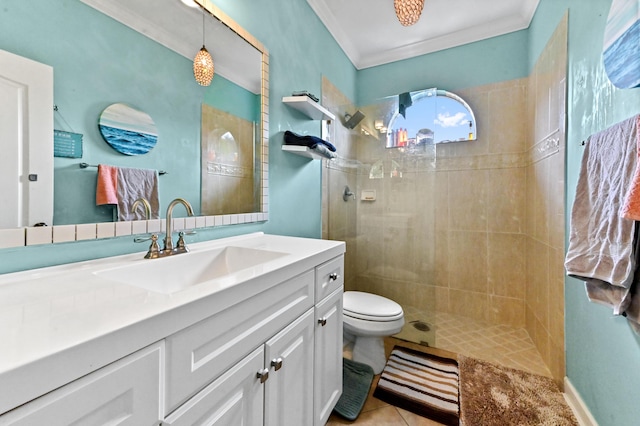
[193,10,214,86]
[394,0,425,26]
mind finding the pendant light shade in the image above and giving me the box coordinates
[193,10,214,86]
[394,0,425,26]
[193,46,214,86]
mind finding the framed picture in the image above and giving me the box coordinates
[603,0,640,89]
[98,103,158,155]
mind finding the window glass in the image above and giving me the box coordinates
[385,88,476,148]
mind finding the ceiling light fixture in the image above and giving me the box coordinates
[180,0,199,8]
[394,0,425,26]
[193,10,214,86]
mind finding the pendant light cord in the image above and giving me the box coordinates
[202,9,205,47]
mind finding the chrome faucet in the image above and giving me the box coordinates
[132,197,152,220]
[132,198,161,258]
[163,198,194,254]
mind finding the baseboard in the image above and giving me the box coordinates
[563,377,599,426]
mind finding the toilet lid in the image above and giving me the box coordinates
[343,291,404,321]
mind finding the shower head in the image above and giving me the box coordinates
[344,110,365,129]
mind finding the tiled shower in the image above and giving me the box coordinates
[322,16,567,385]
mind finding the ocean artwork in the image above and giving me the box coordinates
[98,103,158,155]
[603,0,640,89]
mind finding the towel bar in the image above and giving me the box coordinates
[79,162,167,175]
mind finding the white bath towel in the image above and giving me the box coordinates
[565,115,640,315]
[116,167,160,221]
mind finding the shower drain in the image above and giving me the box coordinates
[410,320,432,332]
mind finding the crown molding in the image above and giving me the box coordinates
[307,0,539,70]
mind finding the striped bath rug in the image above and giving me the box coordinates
[373,346,459,425]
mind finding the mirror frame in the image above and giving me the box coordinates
[0,0,269,249]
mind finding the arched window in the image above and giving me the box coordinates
[384,88,476,148]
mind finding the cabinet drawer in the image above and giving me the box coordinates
[165,270,315,415]
[0,343,163,426]
[315,255,344,302]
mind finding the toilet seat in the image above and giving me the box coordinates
[343,291,404,322]
[342,292,406,374]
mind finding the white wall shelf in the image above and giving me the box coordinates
[282,145,334,160]
[282,96,335,121]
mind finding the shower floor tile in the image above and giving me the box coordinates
[394,311,552,378]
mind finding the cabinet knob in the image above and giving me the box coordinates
[257,368,269,384]
[271,357,283,371]
[329,273,339,281]
[318,317,327,326]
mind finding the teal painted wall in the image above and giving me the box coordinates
[531,1,640,425]
[356,29,530,106]
[210,0,358,239]
[0,0,356,274]
[204,75,260,124]
[1,0,204,225]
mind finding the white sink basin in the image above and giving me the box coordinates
[94,246,288,294]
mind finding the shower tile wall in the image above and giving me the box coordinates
[432,79,529,328]
[524,14,567,386]
[321,77,359,291]
[335,78,529,330]
[321,13,566,383]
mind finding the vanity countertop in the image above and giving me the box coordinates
[0,232,345,415]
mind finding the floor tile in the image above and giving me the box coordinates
[327,406,409,425]
[330,310,552,425]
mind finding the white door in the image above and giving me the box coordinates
[0,49,53,228]
[314,288,344,426]
[264,309,315,426]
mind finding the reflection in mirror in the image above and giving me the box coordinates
[79,0,268,222]
[0,0,268,243]
[384,88,477,148]
[197,0,267,219]
[201,104,261,215]
[98,103,158,156]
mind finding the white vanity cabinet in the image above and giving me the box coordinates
[0,342,164,426]
[163,270,316,415]
[0,235,345,426]
[164,255,344,426]
[164,308,316,426]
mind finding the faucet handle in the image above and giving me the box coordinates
[134,234,153,243]
[134,234,161,259]
[175,231,194,253]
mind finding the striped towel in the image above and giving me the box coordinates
[374,346,459,426]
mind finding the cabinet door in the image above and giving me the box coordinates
[0,343,163,426]
[165,270,314,414]
[314,287,343,426]
[163,346,264,426]
[264,309,314,426]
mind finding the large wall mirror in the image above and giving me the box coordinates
[0,0,268,246]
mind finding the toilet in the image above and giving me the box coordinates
[343,291,405,374]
